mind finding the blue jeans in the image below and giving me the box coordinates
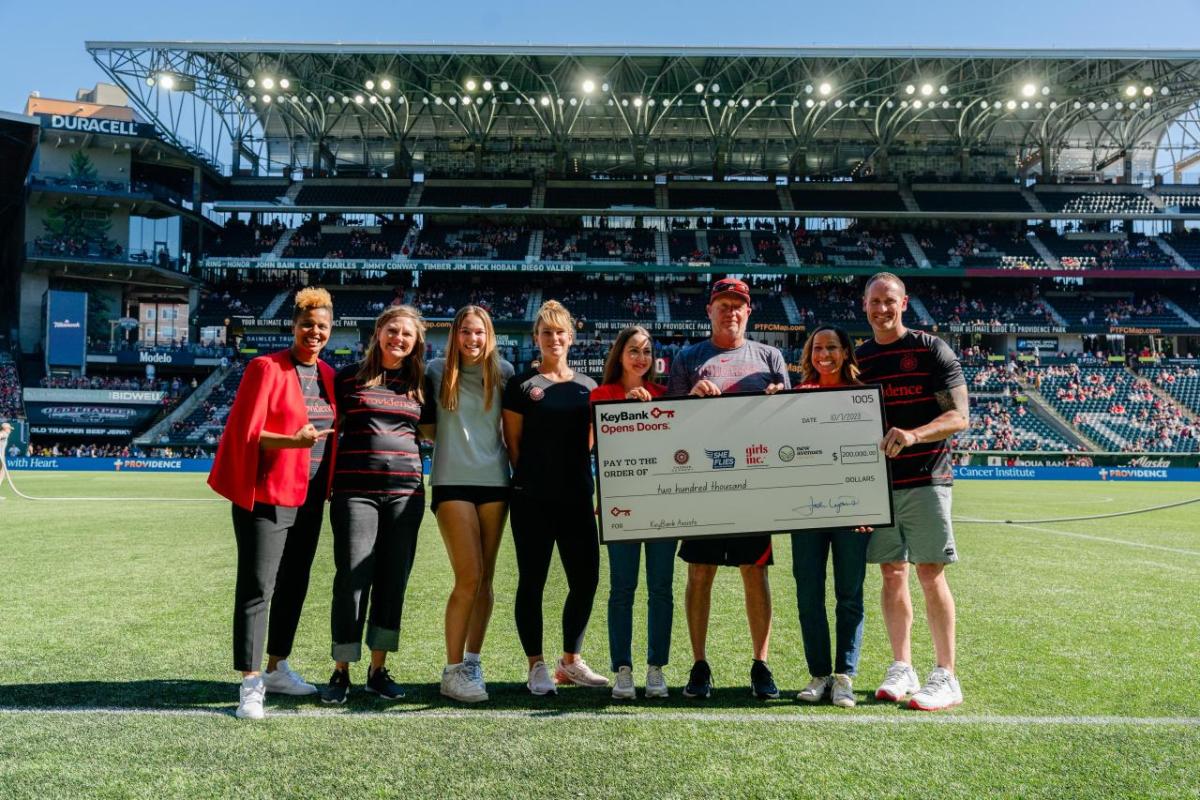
[791,530,869,677]
[607,539,676,670]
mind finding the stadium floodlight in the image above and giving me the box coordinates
[818,99,826,107]
[569,97,577,106]
[601,82,611,92]
[912,99,921,109]
[1100,101,1109,109]
[885,100,894,108]
[381,79,392,91]
[1115,101,1124,110]
[755,98,763,107]
[146,76,156,87]
[648,98,656,106]
[1087,101,1096,109]
[448,97,457,106]
[710,83,720,93]
[1161,86,1170,96]
[848,99,856,107]
[385,96,393,104]
[499,81,509,91]
[805,98,814,108]
[262,94,271,104]
[993,101,1002,109]
[862,99,870,108]
[1125,85,1137,97]
[662,98,671,107]
[369,96,378,105]
[1049,101,1057,109]
[482,80,492,91]
[464,95,473,105]
[819,82,832,96]
[422,96,429,104]
[515,97,523,105]
[939,85,949,95]
[740,98,749,108]
[900,100,909,108]
[366,80,376,91]
[1143,86,1153,97]
[804,84,813,94]
[556,97,564,105]
[465,79,477,91]
[327,95,335,104]
[306,95,314,104]
[1034,101,1042,109]
[1006,100,1017,110]
[904,84,915,95]
[475,96,484,105]
[1041,86,1050,95]
[942,100,950,108]
[1073,101,1081,109]
[621,98,629,107]
[540,96,551,107]
[261,77,275,90]
[246,78,256,88]
[398,96,406,104]
[1021,101,1029,109]
[695,82,705,93]
[582,79,596,93]
[354,94,364,104]
[1021,83,1036,97]
[279,79,290,90]
[920,83,933,96]
[634,97,644,107]
[247,95,255,103]
[434,96,443,105]
[158,74,175,90]
[954,100,962,108]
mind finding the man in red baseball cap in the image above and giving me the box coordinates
[664,277,789,701]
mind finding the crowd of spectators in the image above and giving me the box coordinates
[1,358,23,421]
[922,287,1058,329]
[38,374,196,399]
[208,219,285,258]
[32,234,124,260]
[24,443,212,459]
[955,399,1068,452]
[412,225,529,260]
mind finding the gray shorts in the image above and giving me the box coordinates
[866,485,957,565]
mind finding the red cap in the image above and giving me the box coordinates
[709,278,751,305]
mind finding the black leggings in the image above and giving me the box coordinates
[510,491,599,657]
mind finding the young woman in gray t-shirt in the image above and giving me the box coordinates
[420,305,514,703]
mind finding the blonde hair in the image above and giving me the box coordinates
[441,305,503,412]
[601,326,657,386]
[293,286,333,321]
[356,305,426,398]
[533,299,575,337]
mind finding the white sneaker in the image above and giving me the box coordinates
[612,666,636,700]
[262,660,317,696]
[555,657,610,688]
[908,667,963,711]
[796,675,831,703]
[875,660,921,702]
[645,665,669,699]
[235,675,266,720]
[526,660,557,696]
[831,673,856,708]
[441,664,488,703]
[463,660,489,700]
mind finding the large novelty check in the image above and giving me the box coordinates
[593,386,893,544]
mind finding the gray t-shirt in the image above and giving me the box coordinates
[666,338,791,396]
[424,357,515,487]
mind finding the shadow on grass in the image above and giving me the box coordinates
[0,679,897,715]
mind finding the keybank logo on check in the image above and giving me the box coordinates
[598,407,676,423]
[705,449,736,469]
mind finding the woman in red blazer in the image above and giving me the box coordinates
[208,287,338,720]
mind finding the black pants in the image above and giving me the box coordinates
[329,492,425,662]
[510,491,599,657]
[231,473,326,672]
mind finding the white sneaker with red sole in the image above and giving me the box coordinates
[875,660,920,702]
[908,667,963,711]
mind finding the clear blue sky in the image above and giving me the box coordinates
[3,0,1199,114]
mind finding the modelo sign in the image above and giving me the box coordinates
[39,113,157,139]
[45,290,87,370]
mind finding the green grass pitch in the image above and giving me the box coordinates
[0,473,1197,798]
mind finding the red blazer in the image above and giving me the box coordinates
[207,350,338,511]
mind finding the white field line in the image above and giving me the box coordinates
[1009,523,1200,557]
[0,706,1197,726]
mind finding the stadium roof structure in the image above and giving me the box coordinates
[85,42,1200,181]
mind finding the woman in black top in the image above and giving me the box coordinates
[501,300,607,696]
[322,305,429,703]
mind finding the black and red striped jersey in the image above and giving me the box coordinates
[294,359,335,479]
[855,329,965,489]
[332,362,430,497]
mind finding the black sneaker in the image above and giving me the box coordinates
[365,666,406,700]
[750,660,780,700]
[683,660,713,699]
[322,668,350,705]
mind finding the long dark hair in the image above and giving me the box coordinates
[800,325,862,387]
[356,304,426,399]
[601,326,658,386]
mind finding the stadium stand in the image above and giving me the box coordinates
[1045,292,1186,329]
[1035,364,1198,452]
[412,223,530,260]
[789,186,905,212]
[912,188,1033,213]
[1034,190,1156,215]
[667,182,781,211]
[548,278,657,323]
[540,227,656,263]
[544,182,656,209]
[283,220,411,259]
[418,184,532,207]
[919,285,1060,329]
[915,224,1046,269]
[1143,364,1200,416]
[0,354,24,422]
[791,227,912,268]
[292,183,410,207]
[955,397,1074,452]
[411,275,530,320]
[196,284,289,324]
[1037,230,1176,271]
[204,219,285,258]
[1157,230,1200,269]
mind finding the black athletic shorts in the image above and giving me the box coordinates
[678,534,774,567]
[430,485,511,514]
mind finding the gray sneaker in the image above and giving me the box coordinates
[645,665,669,699]
[796,675,831,703]
[612,666,636,700]
[441,664,488,703]
[831,673,856,708]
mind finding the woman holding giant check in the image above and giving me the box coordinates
[791,325,872,709]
